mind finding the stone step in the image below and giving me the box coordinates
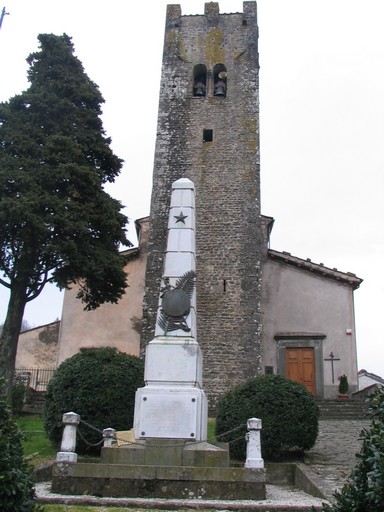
[23,390,46,414]
[315,399,369,419]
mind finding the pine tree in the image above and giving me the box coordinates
[0,34,131,398]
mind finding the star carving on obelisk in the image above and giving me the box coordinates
[174,211,188,224]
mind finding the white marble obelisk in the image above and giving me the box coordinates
[134,178,208,441]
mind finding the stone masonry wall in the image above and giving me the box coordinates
[141,2,263,411]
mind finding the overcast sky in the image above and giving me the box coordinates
[0,1,383,377]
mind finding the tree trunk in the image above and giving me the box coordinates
[0,283,27,401]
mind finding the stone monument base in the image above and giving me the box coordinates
[51,461,266,500]
[101,439,229,467]
[52,437,266,500]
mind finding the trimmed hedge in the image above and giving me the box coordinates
[44,347,144,455]
[0,379,40,512]
[215,375,319,460]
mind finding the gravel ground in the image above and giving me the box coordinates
[35,481,329,510]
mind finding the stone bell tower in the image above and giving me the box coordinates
[141,1,263,409]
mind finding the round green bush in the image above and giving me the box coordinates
[0,379,40,512]
[215,375,319,460]
[44,347,144,455]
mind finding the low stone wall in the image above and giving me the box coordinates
[52,461,266,500]
[265,462,295,485]
[294,464,330,501]
[33,463,53,483]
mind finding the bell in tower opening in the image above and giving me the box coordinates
[214,66,227,97]
[193,64,207,97]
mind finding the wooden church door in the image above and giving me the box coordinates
[286,347,315,394]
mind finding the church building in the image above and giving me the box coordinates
[19,2,363,406]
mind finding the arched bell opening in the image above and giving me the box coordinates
[193,64,207,97]
[213,64,227,97]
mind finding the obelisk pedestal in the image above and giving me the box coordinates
[132,178,211,464]
[134,178,208,442]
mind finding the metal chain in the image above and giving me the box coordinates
[214,423,245,440]
[114,432,136,446]
[75,417,246,449]
[76,426,105,447]
[108,423,245,449]
[227,435,246,445]
[76,418,105,447]
[79,418,104,435]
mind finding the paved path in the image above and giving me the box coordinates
[304,419,370,496]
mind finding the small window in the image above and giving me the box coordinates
[193,64,207,97]
[265,366,274,375]
[213,63,227,97]
[203,129,213,142]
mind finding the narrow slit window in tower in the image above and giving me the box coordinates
[203,129,213,142]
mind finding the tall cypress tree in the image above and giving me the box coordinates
[0,34,131,398]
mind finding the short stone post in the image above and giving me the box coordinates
[244,417,264,469]
[103,427,116,446]
[56,412,80,463]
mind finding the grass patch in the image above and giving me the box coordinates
[16,413,56,466]
[207,417,217,443]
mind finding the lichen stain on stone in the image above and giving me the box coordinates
[166,30,177,45]
[246,139,259,152]
[246,118,258,134]
[240,170,255,182]
[204,28,225,65]
[164,31,188,62]
[177,34,189,62]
